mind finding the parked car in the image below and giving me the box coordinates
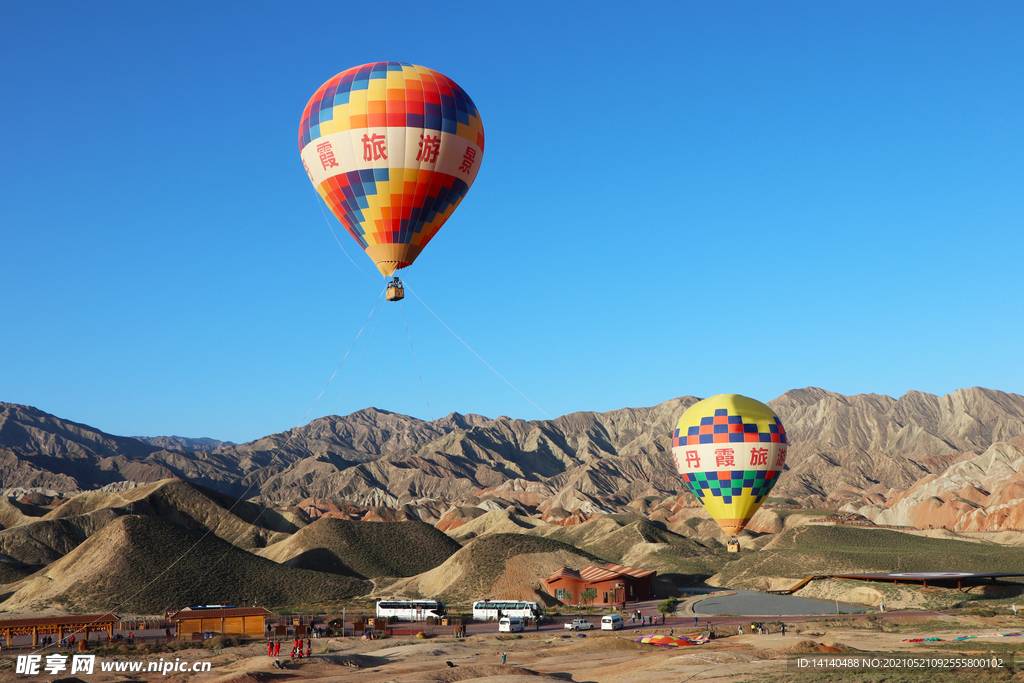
[499,617,525,633]
[600,614,624,630]
[564,618,594,631]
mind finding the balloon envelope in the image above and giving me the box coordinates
[299,62,484,277]
[671,394,788,536]
[635,634,709,647]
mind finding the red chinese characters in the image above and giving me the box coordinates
[775,448,787,468]
[362,134,388,161]
[459,146,477,173]
[316,142,338,170]
[685,450,701,469]
[749,448,768,467]
[714,448,735,468]
[417,134,440,163]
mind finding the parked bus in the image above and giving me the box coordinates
[375,600,446,622]
[471,600,542,622]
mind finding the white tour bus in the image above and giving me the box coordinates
[472,600,542,622]
[375,600,446,622]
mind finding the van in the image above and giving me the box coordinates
[498,617,524,633]
[601,614,623,631]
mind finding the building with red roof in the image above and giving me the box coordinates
[542,563,656,606]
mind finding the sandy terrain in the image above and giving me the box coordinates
[3,615,1020,683]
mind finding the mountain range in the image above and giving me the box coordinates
[2,387,1023,532]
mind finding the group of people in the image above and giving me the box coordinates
[266,638,311,659]
[628,610,661,626]
[737,622,785,636]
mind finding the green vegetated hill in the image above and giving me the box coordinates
[0,516,371,613]
[710,525,1024,588]
[383,533,607,606]
[256,518,461,579]
[441,534,599,605]
[538,515,730,581]
[460,534,604,582]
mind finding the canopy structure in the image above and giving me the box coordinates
[772,571,1024,594]
[0,614,119,647]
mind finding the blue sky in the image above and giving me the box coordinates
[2,1,1022,443]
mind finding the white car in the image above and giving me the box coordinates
[601,614,624,630]
[564,618,594,631]
[499,617,524,632]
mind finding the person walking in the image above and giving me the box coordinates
[274,641,280,657]
[501,652,507,665]
[781,623,786,636]
[694,616,698,627]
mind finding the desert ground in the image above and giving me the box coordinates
[2,612,1021,683]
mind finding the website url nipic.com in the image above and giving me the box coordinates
[15,654,212,676]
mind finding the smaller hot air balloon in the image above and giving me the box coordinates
[671,394,788,536]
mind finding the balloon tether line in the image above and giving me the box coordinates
[303,286,386,423]
[400,299,433,421]
[406,284,550,419]
[330,288,387,411]
[313,192,376,281]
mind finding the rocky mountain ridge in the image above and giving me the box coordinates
[2,387,1024,531]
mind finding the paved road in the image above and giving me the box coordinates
[692,589,867,616]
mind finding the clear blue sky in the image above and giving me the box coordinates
[2,1,1022,443]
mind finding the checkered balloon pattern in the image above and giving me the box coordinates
[671,395,788,536]
[299,62,484,277]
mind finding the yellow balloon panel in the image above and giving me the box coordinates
[671,395,789,536]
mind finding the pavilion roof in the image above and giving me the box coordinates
[170,607,271,620]
[0,614,119,629]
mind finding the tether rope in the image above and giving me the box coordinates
[313,193,375,281]
[330,289,386,412]
[406,283,550,419]
[302,286,386,423]
[400,300,433,421]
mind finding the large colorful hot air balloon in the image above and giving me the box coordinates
[298,62,484,286]
[671,394,788,536]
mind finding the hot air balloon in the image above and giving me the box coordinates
[635,634,709,647]
[298,62,485,301]
[671,394,788,537]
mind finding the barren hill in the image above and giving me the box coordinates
[862,440,1024,531]
[46,478,301,549]
[0,515,371,613]
[770,387,1024,504]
